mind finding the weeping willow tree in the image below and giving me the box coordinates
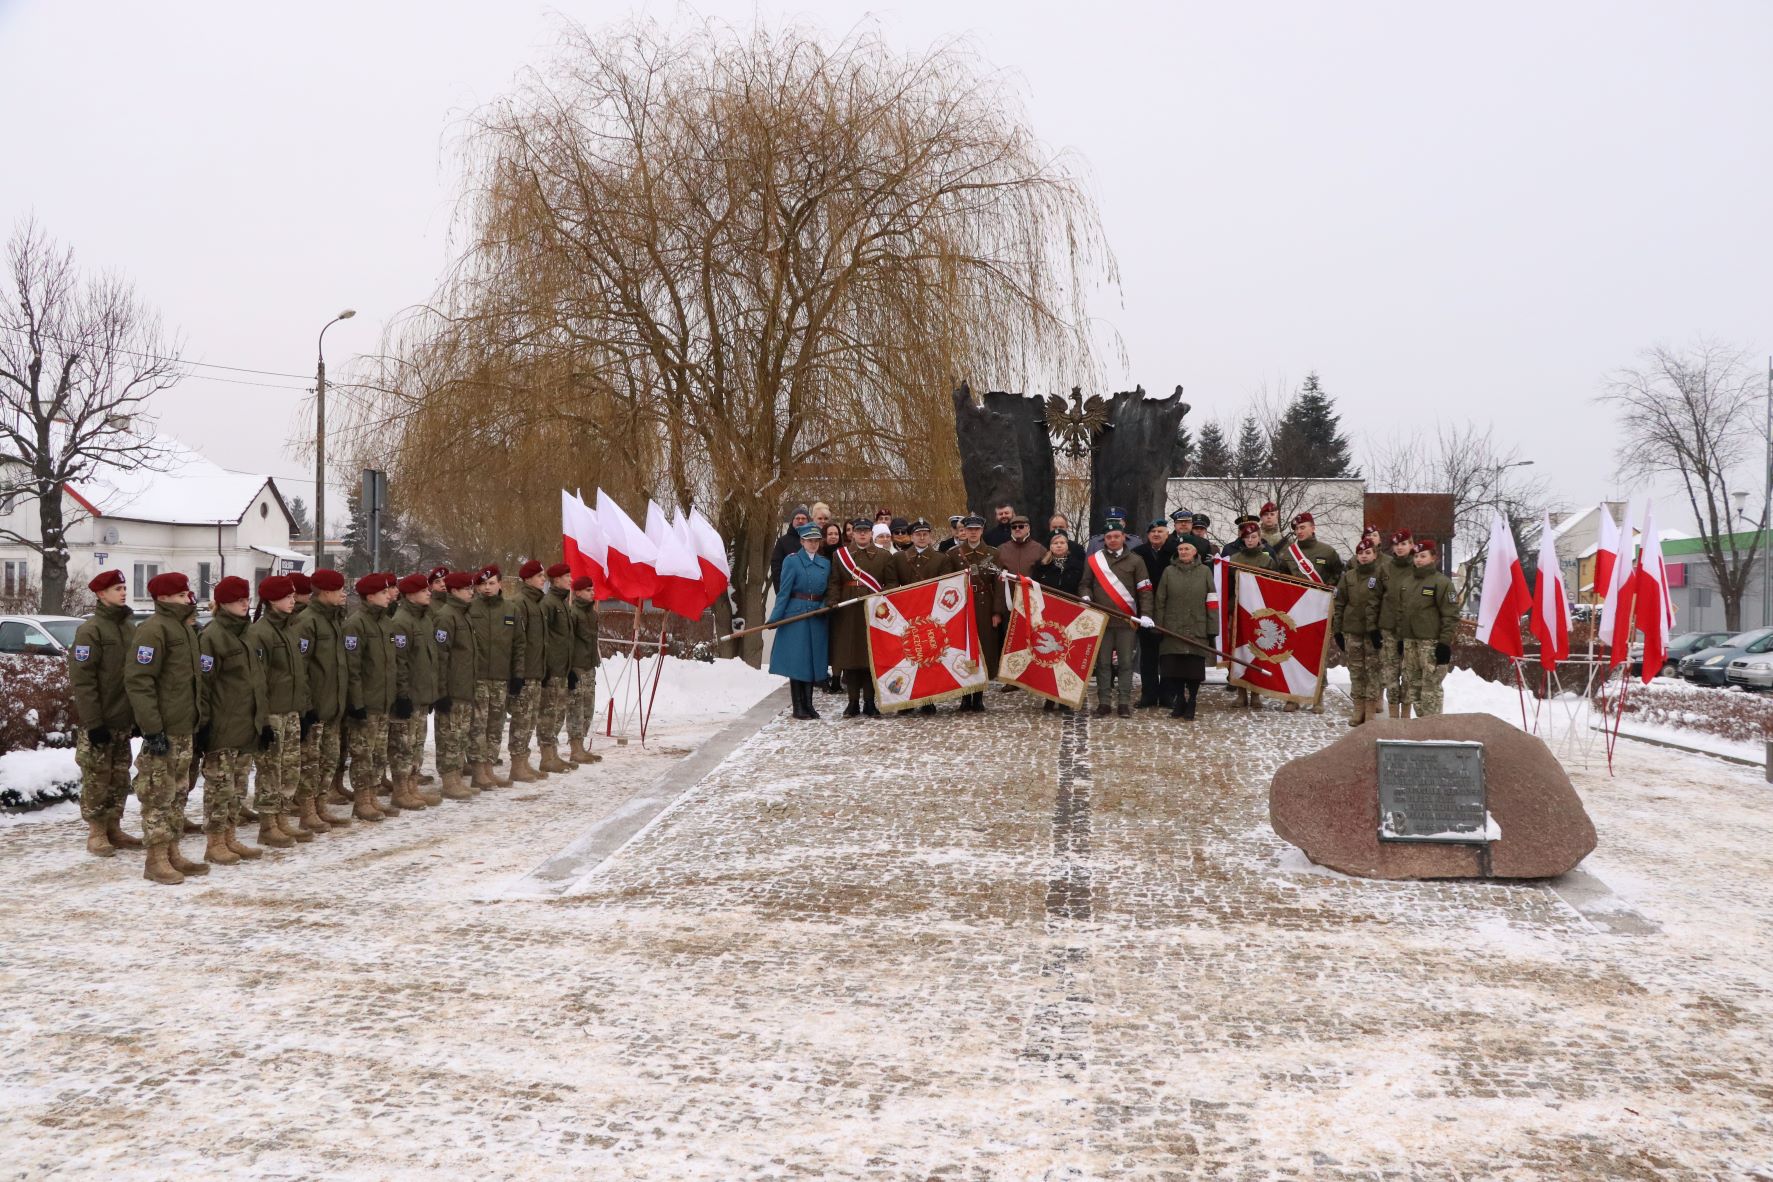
[345,19,1116,662]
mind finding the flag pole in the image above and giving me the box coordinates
[1022,578,1257,671]
[711,571,964,644]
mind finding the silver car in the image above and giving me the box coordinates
[0,614,82,657]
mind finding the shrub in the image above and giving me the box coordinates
[1594,679,1773,744]
[0,654,77,755]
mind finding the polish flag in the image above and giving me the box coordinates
[1474,511,1532,657]
[1602,500,1639,666]
[647,503,713,620]
[1591,504,1620,611]
[560,490,609,596]
[1633,503,1671,683]
[595,489,660,604]
[687,508,732,609]
[1529,511,1571,670]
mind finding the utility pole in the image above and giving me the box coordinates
[314,309,356,566]
[1764,355,1771,626]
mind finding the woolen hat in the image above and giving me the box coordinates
[397,573,428,596]
[791,504,810,520]
[213,576,249,605]
[546,562,572,579]
[518,559,544,579]
[444,571,474,590]
[88,569,125,594]
[310,569,345,592]
[572,575,595,592]
[257,575,294,602]
[872,523,891,539]
[289,571,313,595]
[1293,511,1314,527]
[354,574,386,598]
[475,564,501,584]
[147,571,190,598]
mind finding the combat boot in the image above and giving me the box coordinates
[568,740,595,765]
[315,793,351,827]
[204,831,241,865]
[298,798,332,835]
[470,761,493,790]
[1347,700,1368,727]
[326,766,350,807]
[104,819,144,849]
[440,770,475,801]
[165,841,209,876]
[258,816,295,848]
[415,774,443,807]
[86,820,116,858]
[1364,699,1382,724]
[276,813,316,843]
[238,801,260,824]
[541,749,573,775]
[143,843,185,885]
[352,785,385,822]
[391,775,429,811]
[509,755,540,784]
[225,826,262,860]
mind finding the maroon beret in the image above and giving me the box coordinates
[288,571,313,595]
[1260,502,1278,515]
[1239,521,1261,538]
[1415,537,1438,554]
[1390,528,1413,545]
[354,574,386,598]
[88,569,125,594]
[257,575,295,602]
[546,562,572,579]
[214,575,250,605]
[518,559,544,579]
[444,570,474,591]
[427,566,450,583]
[310,568,345,592]
[1292,512,1314,527]
[147,571,190,598]
[572,575,595,592]
[475,564,500,584]
[398,573,428,596]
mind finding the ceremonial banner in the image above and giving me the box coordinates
[1225,565,1334,705]
[866,572,988,711]
[999,577,1108,708]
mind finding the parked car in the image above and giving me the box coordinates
[1678,627,1773,686]
[0,614,82,657]
[1659,630,1738,677]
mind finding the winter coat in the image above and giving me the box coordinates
[1032,552,1085,597]
[469,589,522,682]
[292,599,348,722]
[891,545,959,585]
[1153,556,1217,656]
[343,602,400,714]
[394,600,440,706]
[434,595,477,702]
[1331,560,1384,639]
[769,527,803,590]
[124,600,205,737]
[1228,543,1275,572]
[68,600,137,732]
[825,544,898,671]
[1080,546,1154,631]
[767,548,830,681]
[1377,552,1417,633]
[201,611,263,748]
[994,537,1048,610]
[542,587,573,680]
[570,597,601,671]
[245,605,307,718]
[1280,536,1345,587]
[513,583,548,681]
[1397,567,1460,644]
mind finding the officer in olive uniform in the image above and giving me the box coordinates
[343,574,402,821]
[566,575,601,763]
[887,520,958,715]
[292,569,352,826]
[68,569,141,858]
[1332,538,1385,726]
[124,571,208,885]
[1397,538,1459,716]
[950,514,1001,712]
[827,517,900,717]
[1226,521,1276,709]
[197,576,268,860]
[507,559,548,781]
[430,570,479,797]
[1190,513,1216,558]
[538,563,576,773]
[1080,516,1156,717]
[392,573,442,806]
[468,565,522,789]
[1376,529,1417,717]
[1279,512,1345,587]
[245,575,310,847]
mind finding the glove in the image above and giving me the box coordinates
[193,725,210,757]
[393,695,413,720]
[1434,642,1452,666]
[507,677,524,697]
[567,671,579,691]
[144,732,170,757]
[1333,633,1345,652]
[347,705,368,722]
[299,709,318,740]
[433,696,452,715]
[88,726,112,747]
[1136,615,1156,629]
[1369,630,1383,650]
[258,725,276,751]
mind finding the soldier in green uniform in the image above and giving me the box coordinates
[1331,538,1386,726]
[124,571,208,885]
[1226,520,1276,709]
[566,575,602,764]
[292,569,352,827]
[430,570,478,797]
[1376,529,1417,717]
[343,573,402,822]
[468,565,521,789]
[1278,512,1345,587]
[392,574,441,807]
[507,559,548,782]
[1258,501,1290,555]
[196,576,267,860]
[245,574,313,845]
[1080,516,1156,717]
[1398,538,1459,716]
[890,520,960,715]
[827,518,900,717]
[950,514,1002,713]
[537,562,577,773]
[68,569,142,858]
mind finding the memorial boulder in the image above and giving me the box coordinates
[1269,713,1596,880]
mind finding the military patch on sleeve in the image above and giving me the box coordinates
[136,645,156,665]
[200,654,215,673]
[344,635,359,651]
[1421,587,1435,596]
[1366,578,1377,590]
[393,634,407,649]
[72,644,91,662]
[298,637,310,654]
[435,629,449,645]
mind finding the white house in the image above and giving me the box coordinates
[0,434,306,609]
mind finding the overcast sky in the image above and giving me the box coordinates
[3,0,1768,535]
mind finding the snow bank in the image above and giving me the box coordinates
[0,746,80,812]
[593,654,779,730]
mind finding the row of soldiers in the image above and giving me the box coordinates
[67,559,603,885]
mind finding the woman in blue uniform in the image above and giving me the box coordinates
[768,523,832,720]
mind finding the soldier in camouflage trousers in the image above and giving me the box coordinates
[67,569,142,857]
[344,573,406,821]
[432,571,479,797]
[198,576,269,863]
[124,572,209,885]
[1397,538,1459,717]
[1331,539,1385,726]
[392,574,442,805]
[246,575,312,845]
[1376,530,1417,716]
[468,565,523,788]
[293,569,352,827]
[566,575,602,764]
[508,560,549,781]
[537,563,576,773]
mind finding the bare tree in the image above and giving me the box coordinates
[0,220,179,611]
[1602,340,1767,630]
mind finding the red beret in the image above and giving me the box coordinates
[572,575,595,592]
[518,559,544,579]
[214,575,250,605]
[310,569,345,592]
[1363,523,1381,536]
[354,574,386,598]
[288,571,312,595]
[257,575,295,602]
[1239,521,1261,538]
[546,562,572,579]
[147,571,190,598]
[475,564,500,584]
[1390,528,1413,545]
[428,566,450,583]
[444,570,474,590]
[1415,537,1438,554]
[1292,512,1314,527]
[1260,502,1278,514]
[398,573,428,595]
[88,569,125,594]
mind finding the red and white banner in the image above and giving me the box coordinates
[595,488,661,604]
[646,501,714,620]
[1085,549,1138,615]
[1286,542,1326,585]
[1474,511,1531,657]
[1633,503,1672,683]
[866,572,987,710]
[998,577,1107,708]
[835,545,884,593]
[686,508,732,609]
[1529,510,1571,670]
[561,490,609,596]
[1225,565,1334,704]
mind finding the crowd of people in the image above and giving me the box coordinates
[67,561,603,885]
[761,500,1459,724]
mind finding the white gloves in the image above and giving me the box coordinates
[1137,615,1156,629]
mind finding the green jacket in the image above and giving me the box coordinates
[246,605,307,718]
[1153,557,1216,656]
[470,589,523,682]
[1331,559,1384,638]
[434,594,477,701]
[200,611,264,748]
[1397,566,1459,643]
[1228,543,1274,571]
[124,600,205,737]
[292,599,348,722]
[569,597,600,671]
[343,602,400,714]
[1281,536,1345,586]
[394,599,440,706]
[68,600,137,732]
[542,587,573,680]
[515,583,548,681]
[1377,552,1416,633]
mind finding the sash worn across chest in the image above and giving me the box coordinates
[836,546,883,593]
[1288,542,1326,585]
[1087,550,1138,615]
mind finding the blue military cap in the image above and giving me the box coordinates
[797,523,822,540]
[1170,507,1192,523]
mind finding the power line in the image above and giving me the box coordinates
[179,372,313,392]
[22,329,333,381]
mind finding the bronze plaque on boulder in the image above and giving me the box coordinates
[1377,740,1490,843]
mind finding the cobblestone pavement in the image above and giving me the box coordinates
[3,688,1771,1180]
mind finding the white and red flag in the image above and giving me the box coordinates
[561,490,609,596]
[1633,503,1672,683]
[686,508,732,611]
[1224,565,1334,705]
[866,571,987,711]
[998,576,1108,708]
[1474,511,1532,657]
[1591,503,1621,610]
[1529,511,1571,670]
[595,489,660,604]
[1602,499,1639,665]
[647,503,714,620]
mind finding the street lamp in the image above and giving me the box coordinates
[314,309,356,566]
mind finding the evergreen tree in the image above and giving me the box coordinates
[1234,415,1270,477]
[287,495,312,539]
[1170,421,1194,477]
[1194,422,1233,477]
[1271,370,1357,477]
[340,486,372,578]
